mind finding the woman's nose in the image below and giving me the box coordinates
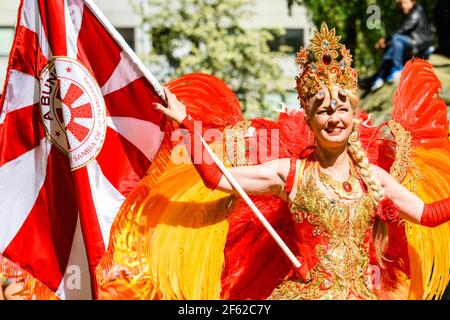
[327,112,340,124]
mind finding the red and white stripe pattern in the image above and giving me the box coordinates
[0,0,166,299]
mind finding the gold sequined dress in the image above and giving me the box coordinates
[270,157,379,300]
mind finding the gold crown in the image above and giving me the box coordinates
[296,22,358,110]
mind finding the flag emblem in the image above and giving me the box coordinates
[39,57,107,170]
[0,0,166,299]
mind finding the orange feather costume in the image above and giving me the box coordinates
[95,56,450,299]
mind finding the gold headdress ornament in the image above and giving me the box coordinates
[296,22,358,111]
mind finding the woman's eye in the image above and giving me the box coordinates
[317,110,328,114]
[338,107,349,112]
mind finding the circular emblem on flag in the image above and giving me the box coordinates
[39,57,107,170]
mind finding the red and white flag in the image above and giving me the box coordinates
[0,0,166,299]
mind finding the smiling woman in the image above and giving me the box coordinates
[306,86,354,149]
[97,22,450,300]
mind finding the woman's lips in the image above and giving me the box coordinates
[324,127,344,135]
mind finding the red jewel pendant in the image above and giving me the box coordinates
[342,181,352,193]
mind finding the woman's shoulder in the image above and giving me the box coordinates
[369,164,390,180]
[276,156,308,180]
[369,164,401,189]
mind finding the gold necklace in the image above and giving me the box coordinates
[316,161,359,200]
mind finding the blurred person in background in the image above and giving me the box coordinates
[370,0,432,91]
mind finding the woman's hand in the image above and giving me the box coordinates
[0,279,26,300]
[153,86,187,123]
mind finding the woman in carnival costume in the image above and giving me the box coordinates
[96,23,450,300]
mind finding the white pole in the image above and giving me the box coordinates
[84,0,300,269]
[200,136,301,268]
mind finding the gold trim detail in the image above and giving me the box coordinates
[223,120,252,166]
[270,161,378,300]
[388,120,412,182]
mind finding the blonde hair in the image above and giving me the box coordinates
[346,94,389,266]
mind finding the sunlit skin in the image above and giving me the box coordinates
[307,86,354,148]
[154,86,424,223]
[0,281,25,300]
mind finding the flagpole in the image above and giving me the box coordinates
[82,0,166,102]
[200,136,301,268]
[84,0,300,269]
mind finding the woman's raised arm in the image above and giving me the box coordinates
[153,86,291,197]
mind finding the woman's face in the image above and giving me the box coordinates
[307,85,354,149]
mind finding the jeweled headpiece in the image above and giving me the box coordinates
[296,22,358,110]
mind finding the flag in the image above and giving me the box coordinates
[0,0,166,299]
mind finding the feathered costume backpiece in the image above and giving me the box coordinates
[96,23,450,300]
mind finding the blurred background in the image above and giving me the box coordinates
[0,0,449,121]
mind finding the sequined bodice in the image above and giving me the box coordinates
[270,160,378,300]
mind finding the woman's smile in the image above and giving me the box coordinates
[324,126,346,135]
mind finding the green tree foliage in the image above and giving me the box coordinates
[287,0,437,75]
[135,0,290,115]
